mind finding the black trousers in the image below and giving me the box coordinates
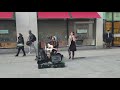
[16,46,26,56]
[68,48,75,59]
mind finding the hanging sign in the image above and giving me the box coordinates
[0,30,9,34]
[77,29,88,34]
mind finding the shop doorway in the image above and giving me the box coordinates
[74,21,96,46]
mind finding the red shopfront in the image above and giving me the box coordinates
[37,12,100,48]
[0,12,17,48]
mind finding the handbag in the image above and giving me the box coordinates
[26,41,32,46]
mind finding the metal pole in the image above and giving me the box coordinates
[66,18,69,42]
[112,12,114,46]
[37,13,40,59]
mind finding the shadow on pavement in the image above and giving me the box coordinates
[64,57,86,62]
[74,57,86,59]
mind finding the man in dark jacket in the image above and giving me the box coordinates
[104,30,113,48]
[28,30,37,56]
[15,33,26,56]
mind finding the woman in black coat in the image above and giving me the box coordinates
[68,32,77,59]
[15,33,26,56]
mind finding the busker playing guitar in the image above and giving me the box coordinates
[45,36,59,58]
[37,36,65,69]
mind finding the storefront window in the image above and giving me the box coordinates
[72,19,96,46]
[114,12,120,21]
[0,20,17,48]
[113,22,120,46]
[104,12,120,46]
[105,22,112,32]
[105,12,112,21]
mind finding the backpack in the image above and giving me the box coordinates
[32,34,36,42]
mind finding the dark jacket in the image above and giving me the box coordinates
[103,32,113,42]
[18,35,24,45]
[29,33,34,42]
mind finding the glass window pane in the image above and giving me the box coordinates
[74,21,95,46]
[113,22,120,46]
[114,12,120,21]
[105,12,112,21]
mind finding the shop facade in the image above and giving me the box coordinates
[0,12,17,48]
[37,12,102,48]
[0,12,103,50]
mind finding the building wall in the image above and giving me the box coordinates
[15,12,38,50]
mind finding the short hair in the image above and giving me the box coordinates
[29,30,31,33]
[19,33,22,36]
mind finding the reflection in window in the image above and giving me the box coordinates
[75,21,95,46]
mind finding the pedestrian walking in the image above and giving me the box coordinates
[27,30,37,56]
[15,33,26,56]
[68,32,77,59]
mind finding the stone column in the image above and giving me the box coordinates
[96,12,104,48]
[15,12,38,53]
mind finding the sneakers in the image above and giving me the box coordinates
[28,52,31,54]
[69,56,71,59]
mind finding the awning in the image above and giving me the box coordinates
[70,12,101,18]
[38,12,70,19]
[0,12,14,19]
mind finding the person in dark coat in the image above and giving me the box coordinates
[28,30,37,56]
[104,30,113,48]
[68,32,77,59]
[15,33,26,56]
